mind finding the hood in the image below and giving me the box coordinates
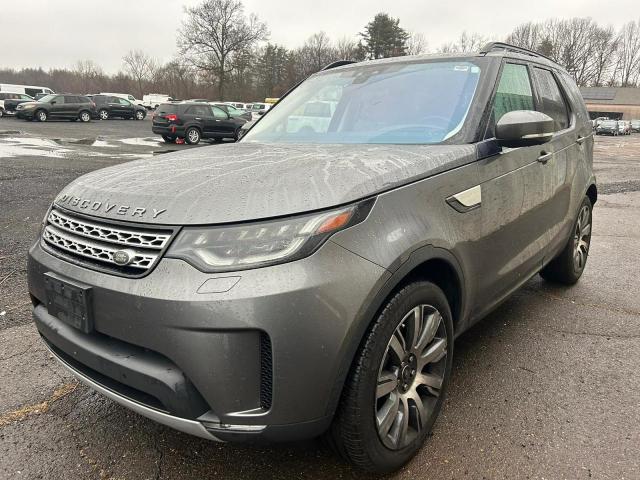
[54,142,476,225]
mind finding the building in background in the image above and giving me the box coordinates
[580,87,640,120]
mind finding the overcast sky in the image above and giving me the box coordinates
[3,0,638,73]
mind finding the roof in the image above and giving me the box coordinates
[581,87,640,106]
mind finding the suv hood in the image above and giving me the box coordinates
[54,143,476,225]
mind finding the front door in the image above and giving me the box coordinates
[471,62,558,315]
[210,105,235,135]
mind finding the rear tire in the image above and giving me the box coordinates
[135,110,145,120]
[540,196,592,285]
[99,109,109,120]
[79,111,91,122]
[0,109,4,118]
[185,127,201,145]
[327,281,453,473]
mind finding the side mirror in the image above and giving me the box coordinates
[496,110,554,148]
[50,100,56,105]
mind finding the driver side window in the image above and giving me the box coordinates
[492,63,534,124]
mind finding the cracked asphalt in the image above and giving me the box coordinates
[1,118,639,479]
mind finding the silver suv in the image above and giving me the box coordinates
[28,43,596,473]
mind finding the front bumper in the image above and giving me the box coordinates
[28,239,389,441]
[16,109,35,119]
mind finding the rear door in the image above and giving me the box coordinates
[63,95,80,118]
[529,66,582,261]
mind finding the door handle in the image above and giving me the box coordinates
[537,151,553,164]
[194,117,202,120]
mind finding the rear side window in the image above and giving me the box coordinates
[64,96,78,103]
[532,68,569,131]
[77,96,91,103]
[156,103,178,114]
[186,105,210,116]
[93,96,106,104]
[492,63,534,123]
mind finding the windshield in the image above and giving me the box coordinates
[243,60,483,145]
[38,94,56,103]
[251,104,265,111]
[601,120,617,127]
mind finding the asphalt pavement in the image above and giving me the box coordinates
[0,118,638,479]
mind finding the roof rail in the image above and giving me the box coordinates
[479,42,555,64]
[321,60,356,71]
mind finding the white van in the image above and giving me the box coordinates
[142,94,174,110]
[100,92,144,107]
[0,83,54,97]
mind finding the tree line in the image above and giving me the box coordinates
[1,0,639,102]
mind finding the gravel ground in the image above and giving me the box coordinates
[1,120,639,479]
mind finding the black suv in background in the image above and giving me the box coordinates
[212,102,252,121]
[89,95,147,120]
[0,92,34,117]
[16,94,97,122]
[152,102,247,144]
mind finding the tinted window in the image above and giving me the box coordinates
[533,68,569,131]
[64,96,78,104]
[25,88,41,97]
[244,60,483,144]
[51,96,65,104]
[186,105,211,116]
[156,103,178,114]
[211,106,228,119]
[493,63,534,123]
[93,95,107,104]
[78,96,91,103]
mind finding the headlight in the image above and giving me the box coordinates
[166,199,375,272]
[22,104,36,109]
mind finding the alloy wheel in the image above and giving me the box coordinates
[187,129,200,144]
[81,112,90,122]
[573,204,591,270]
[375,304,447,450]
[99,110,109,120]
[136,111,144,120]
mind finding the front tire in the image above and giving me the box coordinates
[99,109,109,120]
[328,281,453,473]
[79,111,91,122]
[185,127,201,145]
[540,196,592,285]
[135,110,145,120]
[36,109,48,122]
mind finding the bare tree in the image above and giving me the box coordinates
[335,37,361,61]
[615,20,640,86]
[178,0,268,99]
[122,50,156,97]
[74,60,104,93]
[406,32,428,55]
[293,32,338,79]
[438,31,488,53]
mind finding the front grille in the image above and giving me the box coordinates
[41,208,174,277]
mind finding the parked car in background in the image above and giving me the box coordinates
[0,83,54,97]
[285,100,337,133]
[249,102,271,119]
[211,102,252,121]
[631,120,640,133]
[595,119,619,135]
[151,102,247,144]
[618,120,631,135]
[99,92,144,107]
[0,92,34,117]
[186,98,210,103]
[34,93,48,101]
[88,95,146,120]
[225,101,249,110]
[143,94,174,110]
[16,94,97,122]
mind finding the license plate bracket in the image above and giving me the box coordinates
[44,272,93,334]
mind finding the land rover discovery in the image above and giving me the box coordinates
[28,43,596,473]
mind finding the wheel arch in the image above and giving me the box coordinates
[586,183,597,205]
[325,245,467,420]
